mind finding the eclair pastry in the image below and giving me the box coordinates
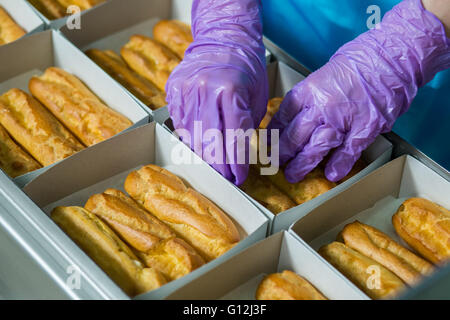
[0,124,41,178]
[121,35,181,92]
[240,166,296,214]
[0,89,84,166]
[124,164,241,261]
[86,49,167,110]
[85,188,205,281]
[57,0,106,11]
[0,6,26,45]
[256,270,327,300]
[319,241,405,299]
[267,167,336,206]
[393,198,450,265]
[29,67,132,146]
[29,0,105,20]
[51,206,167,296]
[153,20,193,59]
[28,0,66,20]
[339,221,434,286]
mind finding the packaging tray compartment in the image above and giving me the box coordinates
[167,231,368,300]
[289,155,450,299]
[0,30,150,186]
[19,122,269,299]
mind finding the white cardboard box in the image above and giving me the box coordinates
[0,0,45,39]
[167,231,367,300]
[59,0,272,123]
[237,61,393,234]
[289,155,450,298]
[22,122,269,299]
[25,0,108,30]
[0,30,150,186]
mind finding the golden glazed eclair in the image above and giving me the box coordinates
[85,189,205,281]
[86,49,167,110]
[240,166,296,214]
[121,35,181,92]
[124,164,241,262]
[28,0,66,20]
[29,67,132,146]
[57,0,105,11]
[267,167,336,206]
[0,89,84,167]
[393,198,450,265]
[256,270,327,300]
[0,124,41,178]
[319,242,405,299]
[339,221,434,286]
[0,6,26,45]
[29,0,106,20]
[51,206,167,296]
[153,20,193,59]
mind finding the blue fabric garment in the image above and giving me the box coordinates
[262,0,450,169]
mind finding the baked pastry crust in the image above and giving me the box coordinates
[86,49,166,110]
[240,166,296,214]
[0,6,26,45]
[319,241,405,299]
[29,0,105,20]
[29,67,132,146]
[57,0,105,11]
[393,198,450,264]
[260,97,283,130]
[256,270,327,300]
[0,124,41,178]
[29,0,66,20]
[85,188,205,281]
[267,167,336,206]
[121,35,181,92]
[339,221,434,286]
[0,88,84,166]
[51,206,167,296]
[153,20,193,59]
[124,164,240,261]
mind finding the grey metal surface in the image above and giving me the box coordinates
[0,173,129,300]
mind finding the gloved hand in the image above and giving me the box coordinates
[269,0,450,183]
[166,0,268,186]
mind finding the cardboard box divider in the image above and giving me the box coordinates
[60,0,272,123]
[235,61,394,235]
[0,0,45,38]
[0,30,150,186]
[289,155,450,298]
[22,122,269,299]
[167,231,368,300]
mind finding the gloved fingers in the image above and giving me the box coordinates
[267,86,305,133]
[324,133,378,182]
[221,90,255,186]
[283,124,345,183]
[276,107,321,165]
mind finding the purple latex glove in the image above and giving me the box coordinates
[166,0,268,186]
[269,0,450,183]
